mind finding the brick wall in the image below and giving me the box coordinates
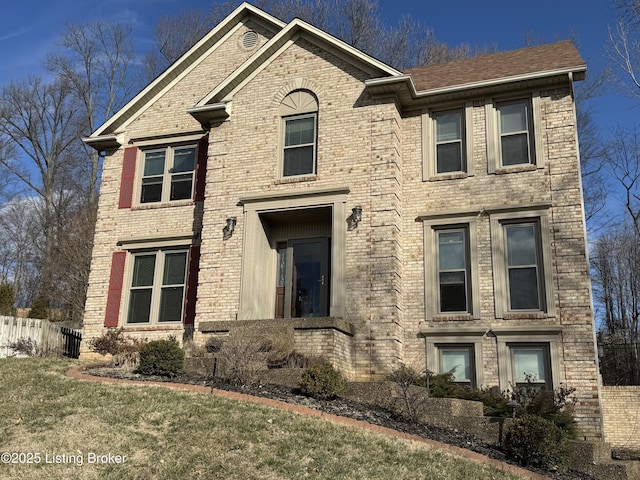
[601,386,640,451]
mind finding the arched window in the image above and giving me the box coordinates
[279,90,318,177]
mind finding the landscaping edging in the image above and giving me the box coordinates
[66,364,549,480]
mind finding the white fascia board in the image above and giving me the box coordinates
[196,18,401,107]
[90,3,285,138]
[367,66,586,102]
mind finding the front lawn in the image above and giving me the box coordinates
[0,358,524,479]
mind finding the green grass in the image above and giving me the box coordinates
[0,358,524,480]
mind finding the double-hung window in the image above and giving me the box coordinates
[505,222,543,310]
[437,228,470,313]
[422,103,473,179]
[486,94,544,172]
[283,114,317,176]
[141,145,197,203]
[127,249,188,324]
[422,216,479,320]
[498,100,534,166]
[489,207,555,318]
[279,89,319,178]
[435,109,465,173]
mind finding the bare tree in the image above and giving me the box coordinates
[147,0,484,76]
[46,21,136,207]
[607,0,640,100]
[0,76,82,304]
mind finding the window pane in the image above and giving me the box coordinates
[143,151,165,176]
[159,286,184,322]
[170,173,193,200]
[501,133,529,165]
[441,348,471,382]
[141,178,163,203]
[440,284,466,312]
[509,267,540,310]
[506,224,536,266]
[285,117,315,146]
[132,255,156,287]
[499,103,527,133]
[173,147,196,173]
[163,252,187,285]
[283,146,314,176]
[436,111,461,142]
[127,289,152,323]
[437,143,463,173]
[513,348,546,382]
[438,231,465,270]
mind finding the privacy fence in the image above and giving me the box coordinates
[0,316,81,358]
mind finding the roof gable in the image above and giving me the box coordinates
[192,17,401,109]
[87,3,285,143]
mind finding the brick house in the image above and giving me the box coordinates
[82,3,603,438]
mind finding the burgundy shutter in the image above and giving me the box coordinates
[118,146,138,208]
[183,245,201,325]
[194,135,208,201]
[104,251,126,327]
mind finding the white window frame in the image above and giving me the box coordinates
[278,90,319,179]
[486,92,544,173]
[139,144,198,204]
[489,206,555,319]
[423,215,480,320]
[124,248,189,325]
[422,102,474,180]
[281,113,318,177]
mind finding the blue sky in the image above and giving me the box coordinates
[0,0,632,131]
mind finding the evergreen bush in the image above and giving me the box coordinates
[28,294,49,319]
[136,336,184,377]
[504,414,574,472]
[0,283,16,316]
[299,360,345,400]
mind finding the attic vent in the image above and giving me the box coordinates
[241,31,259,50]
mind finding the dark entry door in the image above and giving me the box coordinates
[275,238,329,318]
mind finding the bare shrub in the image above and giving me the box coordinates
[216,326,270,386]
[5,337,40,357]
[386,365,430,422]
[88,327,145,369]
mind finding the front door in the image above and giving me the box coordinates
[275,238,329,318]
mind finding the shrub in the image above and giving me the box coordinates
[0,283,16,316]
[28,294,49,319]
[6,337,39,356]
[299,360,346,400]
[216,326,270,386]
[387,365,426,421]
[88,327,145,368]
[136,336,184,377]
[504,414,574,472]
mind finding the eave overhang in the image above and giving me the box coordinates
[366,65,586,109]
[82,134,122,152]
[187,103,230,126]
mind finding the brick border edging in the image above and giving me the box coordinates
[66,364,549,480]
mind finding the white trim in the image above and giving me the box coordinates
[89,3,285,138]
[197,18,400,107]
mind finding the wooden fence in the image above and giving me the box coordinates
[0,316,81,358]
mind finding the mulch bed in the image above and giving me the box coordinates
[85,365,597,480]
